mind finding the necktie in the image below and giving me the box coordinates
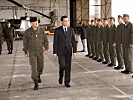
[64,28,67,33]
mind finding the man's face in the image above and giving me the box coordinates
[32,21,39,28]
[118,17,123,23]
[104,20,108,26]
[62,18,69,27]
[91,22,95,25]
[110,19,115,25]
[98,21,102,26]
[123,17,129,23]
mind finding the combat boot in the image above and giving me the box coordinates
[38,75,42,83]
[34,79,39,90]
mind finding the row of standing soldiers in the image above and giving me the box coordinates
[85,14,133,76]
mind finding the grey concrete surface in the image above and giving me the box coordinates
[0,35,133,100]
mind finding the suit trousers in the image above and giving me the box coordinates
[58,49,72,84]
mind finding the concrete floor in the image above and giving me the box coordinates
[0,35,133,100]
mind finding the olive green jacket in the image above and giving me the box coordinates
[108,24,116,44]
[122,22,133,47]
[23,27,49,54]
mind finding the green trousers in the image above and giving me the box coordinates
[103,43,110,62]
[98,42,104,61]
[109,44,117,65]
[29,52,44,80]
[116,44,124,67]
[122,44,133,71]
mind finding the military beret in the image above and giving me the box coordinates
[123,14,129,17]
[30,17,37,22]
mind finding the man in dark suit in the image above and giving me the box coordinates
[53,16,77,88]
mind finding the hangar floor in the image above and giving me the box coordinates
[0,35,133,100]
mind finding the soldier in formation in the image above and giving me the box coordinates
[85,14,133,77]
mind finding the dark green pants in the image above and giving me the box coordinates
[0,38,3,52]
[103,43,110,62]
[98,42,104,61]
[122,44,133,71]
[29,52,44,80]
[109,44,117,65]
[116,44,124,67]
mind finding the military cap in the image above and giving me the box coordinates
[30,17,38,22]
[123,14,129,17]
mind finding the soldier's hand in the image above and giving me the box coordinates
[44,50,48,55]
[129,44,133,48]
[25,53,29,57]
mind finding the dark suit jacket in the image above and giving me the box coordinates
[53,26,77,56]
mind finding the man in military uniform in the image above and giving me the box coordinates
[4,22,14,54]
[89,20,96,58]
[121,14,133,74]
[97,19,104,62]
[0,23,3,55]
[102,18,110,64]
[85,20,92,57]
[114,15,124,70]
[23,17,49,90]
[93,18,99,60]
[108,17,117,67]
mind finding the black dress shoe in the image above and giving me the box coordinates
[121,70,128,73]
[38,75,42,83]
[93,57,98,60]
[121,70,133,74]
[89,55,94,58]
[102,61,108,64]
[114,66,124,70]
[97,59,102,62]
[65,84,71,88]
[59,78,63,84]
[85,54,89,57]
[108,63,114,67]
[34,79,39,90]
[80,50,86,52]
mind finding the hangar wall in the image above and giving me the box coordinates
[0,0,70,26]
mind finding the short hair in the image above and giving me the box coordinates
[118,15,122,19]
[97,19,102,22]
[103,18,107,21]
[123,14,129,17]
[110,17,115,21]
[61,16,68,21]
[91,19,94,22]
